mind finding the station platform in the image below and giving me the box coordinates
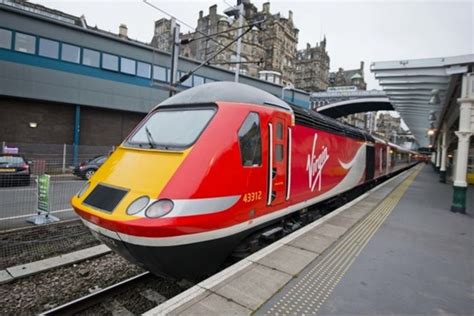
[145,164,473,315]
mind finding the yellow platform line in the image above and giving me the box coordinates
[266,166,422,315]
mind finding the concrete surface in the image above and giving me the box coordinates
[3,244,110,281]
[316,165,474,315]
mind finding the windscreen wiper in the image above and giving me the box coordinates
[145,127,156,149]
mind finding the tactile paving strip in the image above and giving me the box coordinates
[260,167,422,315]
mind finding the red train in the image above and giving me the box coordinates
[71,82,417,279]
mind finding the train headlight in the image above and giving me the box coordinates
[145,199,174,218]
[77,182,90,198]
[127,196,150,215]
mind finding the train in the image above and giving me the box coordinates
[71,82,417,279]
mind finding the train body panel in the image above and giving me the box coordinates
[71,82,417,279]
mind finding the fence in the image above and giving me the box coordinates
[1,141,114,175]
[0,142,113,268]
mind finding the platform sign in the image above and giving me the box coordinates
[37,174,50,213]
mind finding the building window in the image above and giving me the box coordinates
[137,61,151,78]
[153,65,167,82]
[61,43,80,63]
[14,32,36,54]
[238,112,262,167]
[120,57,136,75]
[0,28,12,49]
[82,48,100,67]
[194,75,205,86]
[38,38,59,59]
[102,53,119,71]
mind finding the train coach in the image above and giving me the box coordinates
[71,82,417,279]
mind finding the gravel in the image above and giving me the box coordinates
[0,253,145,315]
[0,220,100,269]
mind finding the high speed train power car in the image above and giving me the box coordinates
[72,82,416,279]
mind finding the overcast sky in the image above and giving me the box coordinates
[34,0,473,90]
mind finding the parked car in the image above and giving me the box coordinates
[73,155,107,180]
[0,154,31,186]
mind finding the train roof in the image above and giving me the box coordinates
[157,81,374,142]
[290,105,374,142]
[157,81,292,112]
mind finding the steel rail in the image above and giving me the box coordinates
[40,271,151,315]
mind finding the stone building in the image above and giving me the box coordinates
[150,1,299,85]
[295,37,330,92]
[258,2,299,86]
[376,112,402,140]
[329,61,367,90]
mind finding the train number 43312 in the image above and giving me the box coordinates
[243,191,262,203]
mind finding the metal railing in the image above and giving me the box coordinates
[0,142,112,268]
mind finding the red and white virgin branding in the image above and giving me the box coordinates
[306,133,329,192]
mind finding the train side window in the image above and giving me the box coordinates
[238,112,262,167]
[275,144,284,162]
[276,122,283,140]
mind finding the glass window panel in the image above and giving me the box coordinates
[127,108,216,149]
[276,123,283,140]
[0,28,12,49]
[102,53,119,71]
[153,65,167,81]
[120,57,136,75]
[275,144,284,162]
[61,43,80,63]
[82,48,100,67]
[14,32,36,54]
[238,112,262,166]
[194,75,205,86]
[38,38,59,59]
[137,62,151,78]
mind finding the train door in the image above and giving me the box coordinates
[366,143,375,181]
[267,115,289,206]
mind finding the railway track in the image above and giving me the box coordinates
[40,272,175,315]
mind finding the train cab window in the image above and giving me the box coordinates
[126,107,216,150]
[238,112,262,167]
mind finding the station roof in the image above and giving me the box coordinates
[371,54,474,147]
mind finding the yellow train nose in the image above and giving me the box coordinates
[72,146,191,221]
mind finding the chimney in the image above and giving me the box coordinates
[360,61,365,72]
[119,24,128,38]
[199,10,203,19]
[288,10,293,21]
[209,4,217,16]
[262,2,270,13]
[306,43,310,50]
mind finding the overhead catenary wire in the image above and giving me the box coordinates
[142,0,240,55]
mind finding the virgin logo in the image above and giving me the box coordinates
[306,134,329,192]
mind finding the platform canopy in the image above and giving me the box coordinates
[371,55,474,147]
